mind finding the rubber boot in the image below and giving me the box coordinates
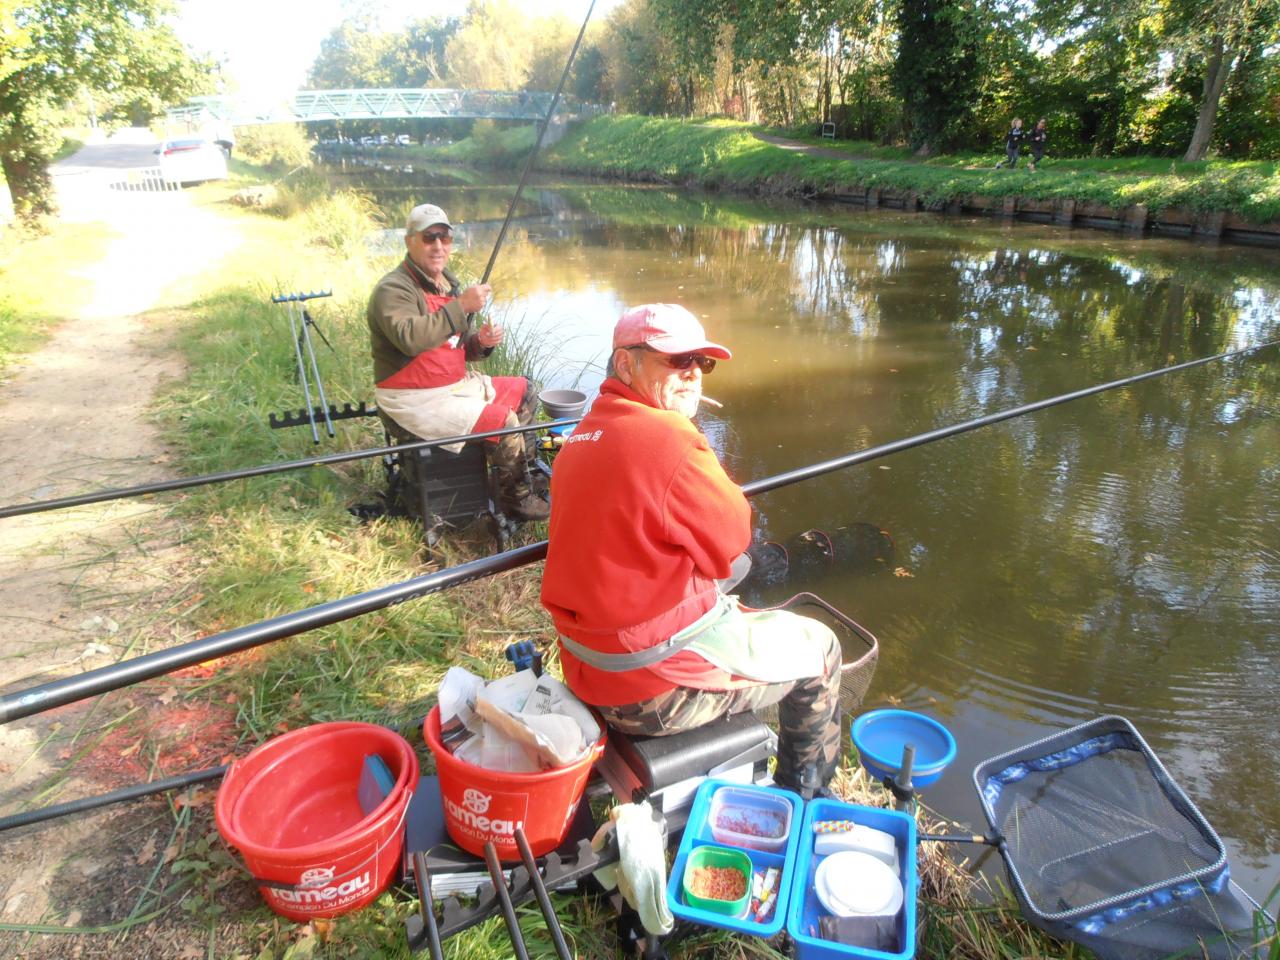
[498,469,549,522]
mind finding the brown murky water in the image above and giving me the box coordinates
[348,164,1280,904]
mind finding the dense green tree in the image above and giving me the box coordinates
[0,0,212,222]
[594,0,684,114]
[446,0,534,90]
[894,0,983,154]
[1163,0,1278,161]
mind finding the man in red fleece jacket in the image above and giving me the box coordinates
[540,304,843,794]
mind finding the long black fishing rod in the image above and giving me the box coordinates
[477,0,597,286]
[0,416,582,521]
[2,339,1273,728]
[743,338,1278,496]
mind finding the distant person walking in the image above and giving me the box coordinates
[994,117,1024,169]
[1027,118,1048,172]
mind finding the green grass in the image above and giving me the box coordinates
[0,220,112,370]
[528,116,1280,223]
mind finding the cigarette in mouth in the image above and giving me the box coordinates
[701,396,724,409]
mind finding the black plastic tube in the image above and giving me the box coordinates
[0,417,582,521]
[0,541,547,724]
[515,827,573,960]
[484,841,530,960]
[411,851,445,960]
[2,339,1274,728]
[0,764,227,832]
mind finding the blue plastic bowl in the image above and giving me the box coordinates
[851,709,957,788]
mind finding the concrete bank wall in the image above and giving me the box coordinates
[823,187,1280,248]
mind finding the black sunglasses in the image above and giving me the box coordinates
[632,345,716,374]
[420,230,453,245]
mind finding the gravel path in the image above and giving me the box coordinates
[0,129,242,930]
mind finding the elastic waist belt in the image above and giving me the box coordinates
[557,595,732,673]
[557,631,699,672]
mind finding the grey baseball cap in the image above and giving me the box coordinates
[405,203,451,235]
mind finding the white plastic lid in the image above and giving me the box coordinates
[815,850,904,918]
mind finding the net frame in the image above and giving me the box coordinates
[746,592,879,724]
[972,714,1230,928]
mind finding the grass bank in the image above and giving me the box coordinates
[422,115,1280,224]
[9,155,1112,959]
[0,222,112,371]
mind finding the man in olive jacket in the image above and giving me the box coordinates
[367,203,547,521]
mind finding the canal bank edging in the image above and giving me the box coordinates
[820,186,1280,248]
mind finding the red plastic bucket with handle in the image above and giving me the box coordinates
[215,721,418,921]
[424,705,605,861]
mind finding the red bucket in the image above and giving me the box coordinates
[424,705,605,861]
[215,721,419,921]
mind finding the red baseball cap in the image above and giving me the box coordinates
[612,304,731,359]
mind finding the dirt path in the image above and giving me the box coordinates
[0,129,243,934]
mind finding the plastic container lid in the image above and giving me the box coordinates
[814,850,904,918]
[709,785,793,853]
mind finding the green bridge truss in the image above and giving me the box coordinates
[166,89,576,127]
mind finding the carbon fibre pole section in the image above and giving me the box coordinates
[0,417,583,520]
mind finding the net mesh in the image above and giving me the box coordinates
[750,593,878,724]
[973,715,1270,960]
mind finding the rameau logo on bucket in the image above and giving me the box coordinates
[300,867,335,888]
[270,866,372,907]
[445,787,527,841]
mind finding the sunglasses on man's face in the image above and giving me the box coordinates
[633,346,716,374]
[420,230,453,246]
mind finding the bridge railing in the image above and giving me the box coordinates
[167,89,588,127]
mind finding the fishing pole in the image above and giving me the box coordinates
[0,416,583,521]
[476,0,597,287]
[2,338,1273,728]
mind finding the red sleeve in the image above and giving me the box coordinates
[663,434,751,580]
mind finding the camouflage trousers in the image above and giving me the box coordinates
[489,381,541,498]
[598,619,843,792]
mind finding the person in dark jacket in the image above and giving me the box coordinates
[1027,118,1048,172]
[994,118,1024,169]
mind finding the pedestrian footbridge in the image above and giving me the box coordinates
[168,89,577,127]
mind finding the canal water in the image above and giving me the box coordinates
[344,162,1280,904]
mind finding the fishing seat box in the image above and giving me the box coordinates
[597,712,777,830]
[379,412,499,531]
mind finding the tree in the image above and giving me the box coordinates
[1167,0,1278,161]
[1,0,211,222]
[445,0,535,90]
[894,0,983,155]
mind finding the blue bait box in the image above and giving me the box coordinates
[666,779,802,937]
[787,799,918,960]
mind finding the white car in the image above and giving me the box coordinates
[155,138,228,185]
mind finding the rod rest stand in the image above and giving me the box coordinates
[269,400,379,430]
[405,836,607,950]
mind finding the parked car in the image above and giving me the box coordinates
[154,137,228,185]
[394,134,413,146]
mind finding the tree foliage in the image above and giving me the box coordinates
[0,0,212,221]
[297,0,1279,160]
[894,0,982,154]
